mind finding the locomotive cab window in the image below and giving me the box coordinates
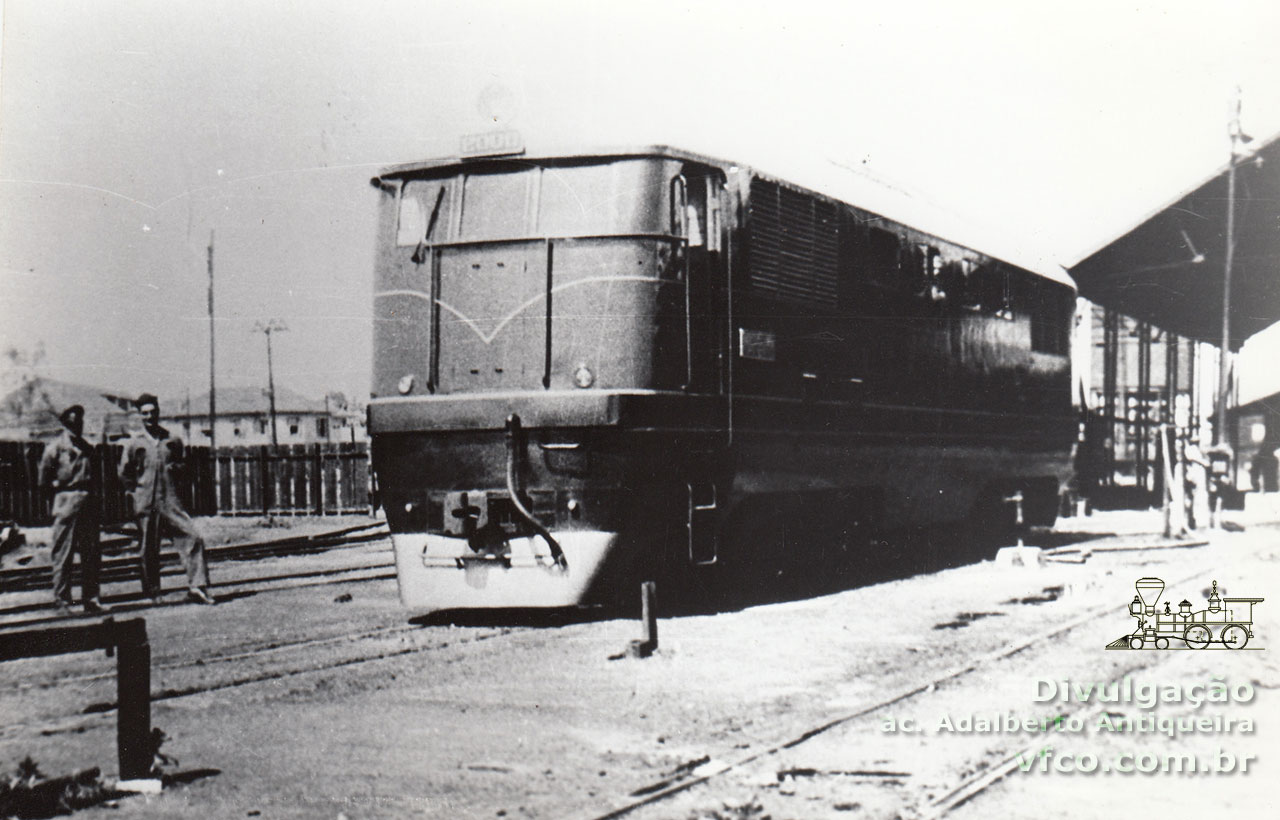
[675,169,722,251]
[402,160,672,245]
[397,178,453,246]
[685,199,704,247]
[539,160,666,236]
[460,170,534,240]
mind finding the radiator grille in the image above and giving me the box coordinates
[746,179,840,307]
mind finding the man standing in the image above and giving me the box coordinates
[1183,439,1212,531]
[38,405,103,615]
[118,393,215,605]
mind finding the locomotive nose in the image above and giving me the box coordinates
[1135,577,1165,615]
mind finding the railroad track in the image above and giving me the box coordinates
[1,619,524,741]
[5,617,418,696]
[2,523,1241,816]
[0,519,549,740]
[0,557,397,629]
[0,521,389,595]
[2,605,529,741]
[0,521,393,627]
[586,562,1220,820]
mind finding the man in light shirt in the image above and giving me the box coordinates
[118,393,215,605]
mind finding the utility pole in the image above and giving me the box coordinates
[253,319,288,448]
[1215,89,1252,447]
[208,231,217,450]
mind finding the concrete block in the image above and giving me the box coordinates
[994,545,1043,568]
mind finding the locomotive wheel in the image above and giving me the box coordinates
[1128,636,1143,650]
[1184,624,1212,649]
[1221,624,1249,649]
[1155,637,1170,650]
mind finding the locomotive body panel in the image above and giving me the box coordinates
[391,530,621,610]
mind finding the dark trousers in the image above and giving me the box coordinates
[50,490,100,604]
[136,499,210,596]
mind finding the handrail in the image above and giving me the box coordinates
[429,247,441,392]
[670,174,692,390]
[722,178,734,447]
[411,186,448,394]
[669,176,688,239]
[544,239,554,389]
[504,414,567,572]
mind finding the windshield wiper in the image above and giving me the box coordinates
[411,185,448,264]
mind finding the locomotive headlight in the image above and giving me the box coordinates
[572,363,595,389]
[398,374,415,395]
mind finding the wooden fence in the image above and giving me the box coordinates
[0,441,371,526]
[210,443,371,517]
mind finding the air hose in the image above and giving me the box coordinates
[505,414,568,571]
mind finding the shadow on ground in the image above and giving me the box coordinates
[410,523,1117,627]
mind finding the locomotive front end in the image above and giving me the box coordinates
[368,151,719,611]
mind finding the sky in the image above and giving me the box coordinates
[2,0,1279,405]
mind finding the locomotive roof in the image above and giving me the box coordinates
[373,144,1075,289]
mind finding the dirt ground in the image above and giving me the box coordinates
[1,504,1277,819]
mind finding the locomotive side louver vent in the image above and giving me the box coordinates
[746,178,839,307]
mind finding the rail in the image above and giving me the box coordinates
[0,520,387,596]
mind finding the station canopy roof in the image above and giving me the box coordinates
[1068,132,1280,350]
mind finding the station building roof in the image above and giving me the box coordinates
[169,386,329,418]
[1068,132,1280,350]
[0,378,133,440]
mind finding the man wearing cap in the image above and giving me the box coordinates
[118,393,215,605]
[38,405,103,614]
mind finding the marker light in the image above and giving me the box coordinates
[573,364,595,389]
[398,374,415,395]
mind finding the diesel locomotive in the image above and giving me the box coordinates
[368,144,1077,612]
